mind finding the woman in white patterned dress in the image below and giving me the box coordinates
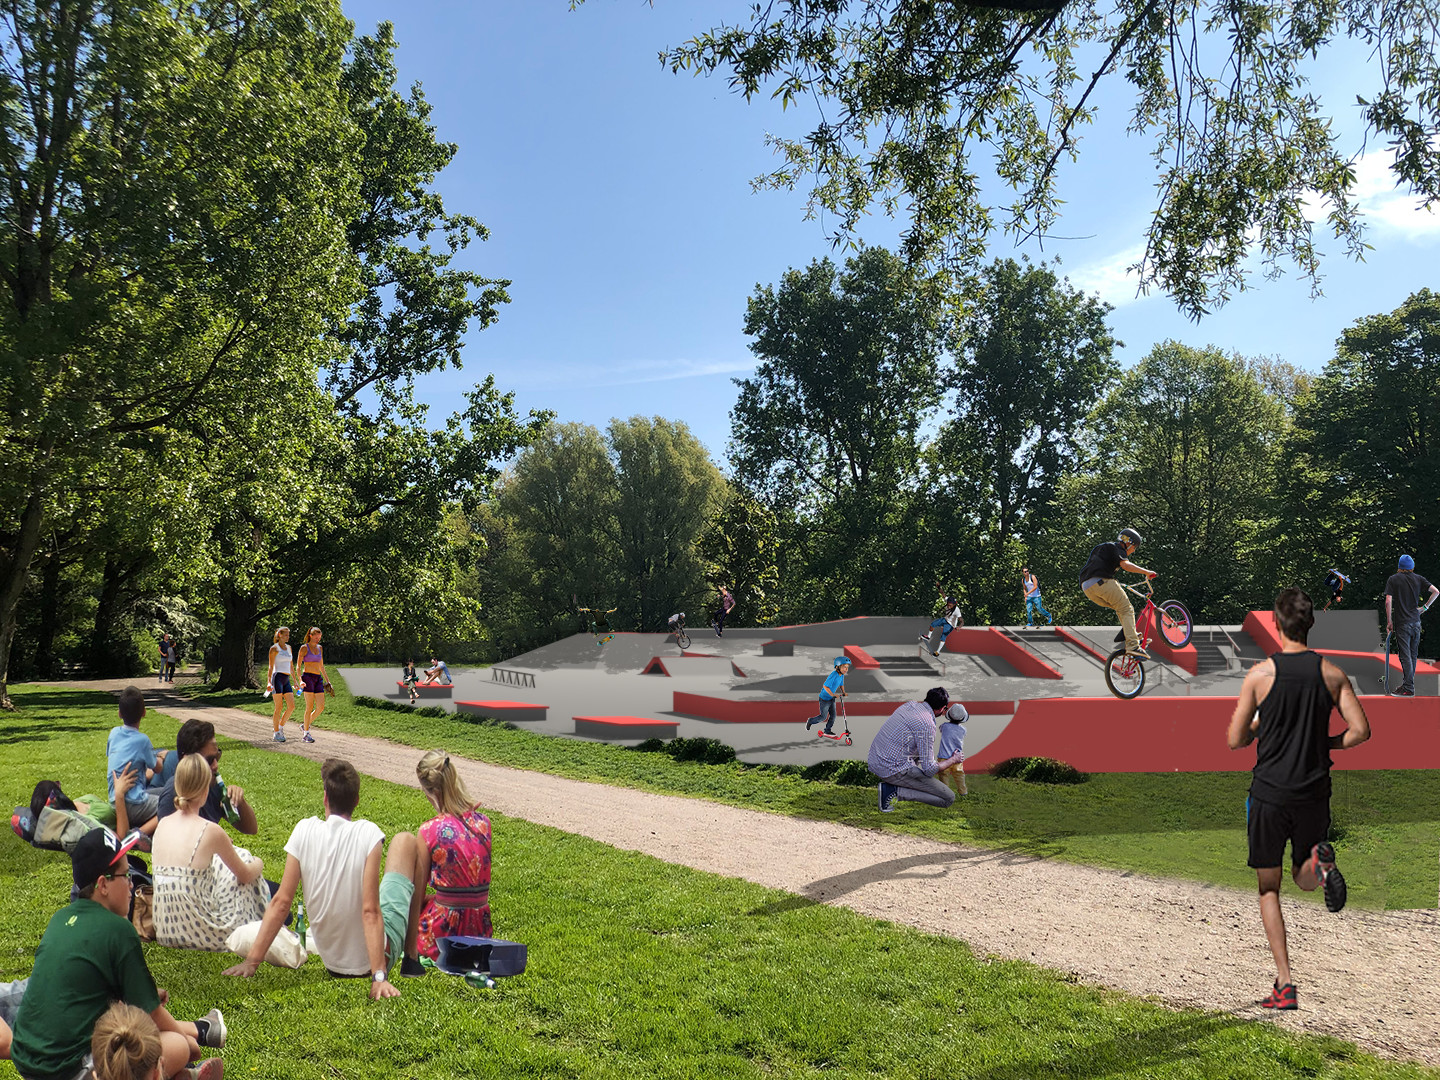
[151,755,268,951]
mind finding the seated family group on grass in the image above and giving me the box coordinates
[2,687,495,1080]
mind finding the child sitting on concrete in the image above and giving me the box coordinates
[936,703,968,795]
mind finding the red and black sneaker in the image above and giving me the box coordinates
[1260,981,1297,1010]
[1310,841,1347,913]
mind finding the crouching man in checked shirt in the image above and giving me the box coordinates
[868,687,964,812]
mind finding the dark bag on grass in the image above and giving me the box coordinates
[435,936,527,978]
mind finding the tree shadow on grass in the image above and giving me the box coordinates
[0,723,104,745]
[966,1014,1248,1080]
[4,691,120,711]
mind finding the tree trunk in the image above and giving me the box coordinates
[0,488,48,709]
[88,556,126,676]
[33,550,61,679]
[217,586,261,689]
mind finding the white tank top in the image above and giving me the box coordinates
[273,644,293,674]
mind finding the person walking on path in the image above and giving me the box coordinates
[1079,528,1155,659]
[1227,587,1371,1012]
[1021,567,1053,626]
[297,627,330,744]
[868,688,965,812]
[1384,555,1438,696]
[266,627,296,743]
[804,658,850,735]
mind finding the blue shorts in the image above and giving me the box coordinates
[272,672,293,695]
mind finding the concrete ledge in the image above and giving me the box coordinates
[457,700,547,722]
[762,640,795,657]
[574,715,680,739]
[673,691,1016,723]
[399,681,453,698]
[842,645,881,669]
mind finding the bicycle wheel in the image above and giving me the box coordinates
[1158,600,1193,648]
[676,629,691,650]
[1104,648,1146,700]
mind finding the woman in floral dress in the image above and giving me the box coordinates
[413,750,493,958]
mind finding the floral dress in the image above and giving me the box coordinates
[416,808,493,959]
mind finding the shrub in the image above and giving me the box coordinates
[800,759,873,786]
[354,696,514,728]
[632,738,669,754]
[990,756,1088,785]
[667,737,738,765]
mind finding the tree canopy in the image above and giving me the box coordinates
[607,0,1440,317]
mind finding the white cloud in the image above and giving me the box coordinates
[503,356,759,391]
[1346,151,1440,239]
[1064,243,1152,309]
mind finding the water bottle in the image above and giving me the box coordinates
[294,899,307,951]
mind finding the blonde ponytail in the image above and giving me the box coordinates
[416,749,477,819]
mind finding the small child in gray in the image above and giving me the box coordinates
[936,703,968,795]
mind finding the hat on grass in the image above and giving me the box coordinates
[71,827,141,889]
[435,936,528,978]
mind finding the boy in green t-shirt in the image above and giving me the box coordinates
[7,828,226,1080]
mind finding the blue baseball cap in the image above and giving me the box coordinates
[1399,554,1416,570]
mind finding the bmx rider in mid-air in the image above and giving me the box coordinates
[1078,527,1155,660]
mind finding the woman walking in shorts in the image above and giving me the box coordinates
[266,627,296,743]
[298,626,329,744]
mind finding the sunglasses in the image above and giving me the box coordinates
[202,750,223,765]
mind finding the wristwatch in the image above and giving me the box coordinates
[372,970,387,983]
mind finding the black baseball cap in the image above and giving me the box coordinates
[71,827,141,889]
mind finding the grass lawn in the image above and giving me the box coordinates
[2,685,1437,1079]
[186,678,1440,911]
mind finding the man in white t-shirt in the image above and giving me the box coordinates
[223,758,427,998]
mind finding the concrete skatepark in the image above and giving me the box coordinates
[338,609,1440,772]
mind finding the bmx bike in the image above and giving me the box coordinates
[1102,578,1193,700]
[672,622,692,651]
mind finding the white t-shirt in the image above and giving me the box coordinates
[284,815,385,976]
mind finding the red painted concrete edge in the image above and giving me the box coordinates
[929,627,1062,679]
[842,645,881,668]
[673,692,1016,723]
[963,694,1440,773]
[1054,627,1108,664]
[1243,610,1439,673]
[574,715,679,727]
[456,700,546,710]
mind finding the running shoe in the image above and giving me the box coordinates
[1395,686,1415,696]
[1310,841,1347,912]
[302,731,315,744]
[195,1008,226,1048]
[805,716,820,730]
[272,731,284,743]
[1259,981,1297,1010]
[878,782,898,813]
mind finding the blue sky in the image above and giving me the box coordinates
[340,1,1437,462]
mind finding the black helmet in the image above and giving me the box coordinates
[1118,527,1142,550]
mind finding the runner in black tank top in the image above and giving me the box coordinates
[1251,651,1335,806]
[1227,587,1370,1012]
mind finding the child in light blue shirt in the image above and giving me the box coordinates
[805,658,850,735]
[105,686,163,835]
[937,703,968,795]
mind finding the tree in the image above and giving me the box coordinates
[1284,290,1440,630]
[608,417,727,630]
[696,488,783,627]
[0,0,357,707]
[626,0,1440,317]
[933,258,1119,620]
[1054,342,1284,623]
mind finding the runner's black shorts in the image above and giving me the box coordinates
[1247,794,1330,870]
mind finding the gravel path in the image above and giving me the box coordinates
[63,681,1440,1065]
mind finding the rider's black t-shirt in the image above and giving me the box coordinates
[1251,651,1335,805]
[1385,571,1433,623]
[1078,542,1125,586]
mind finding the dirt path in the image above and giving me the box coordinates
[64,681,1440,1066]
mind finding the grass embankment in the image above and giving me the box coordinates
[188,678,1440,910]
[2,686,1436,1079]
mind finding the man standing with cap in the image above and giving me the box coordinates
[868,688,966,811]
[1385,554,1439,696]
[8,828,226,1080]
